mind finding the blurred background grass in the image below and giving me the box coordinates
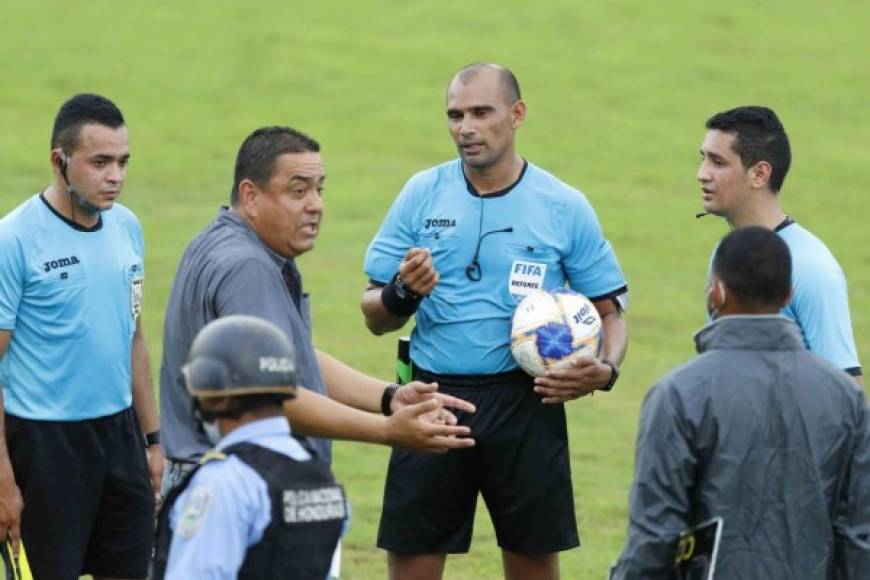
[1,1,868,577]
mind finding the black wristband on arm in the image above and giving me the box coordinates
[381,273,423,317]
[144,430,160,447]
[598,359,620,392]
[381,383,399,416]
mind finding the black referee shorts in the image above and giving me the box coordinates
[5,407,153,579]
[377,367,579,555]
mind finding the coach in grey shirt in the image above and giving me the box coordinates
[160,126,475,489]
[160,206,331,462]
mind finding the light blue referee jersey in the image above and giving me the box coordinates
[166,417,313,579]
[706,220,860,374]
[0,194,144,420]
[365,159,626,374]
[779,221,861,374]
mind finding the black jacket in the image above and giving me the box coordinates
[611,316,870,579]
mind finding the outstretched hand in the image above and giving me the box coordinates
[385,399,475,453]
[391,381,475,426]
[533,355,613,404]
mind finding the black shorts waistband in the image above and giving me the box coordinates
[412,364,532,388]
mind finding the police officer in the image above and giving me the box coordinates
[153,315,346,579]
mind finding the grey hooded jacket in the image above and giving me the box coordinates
[611,315,870,579]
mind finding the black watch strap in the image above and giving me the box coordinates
[381,273,423,317]
[600,360,620,392]
[394,275,420,300]
[144,430,161,447]
[381,384,399,416]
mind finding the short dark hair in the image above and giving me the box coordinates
[232,393,292,415]
[705,106,791,192]
[453,62,522,104]
[231,126,320,205]
[194,393,291,422]
[713,226,792,309]
[51,94,125,152]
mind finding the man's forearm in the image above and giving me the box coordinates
[316,349,388,413]
[286,387,388,444]
[361,287,411,335]
[0,389,14,480]
[0,329,24,553]
[131,321,160,434]
[600,312,627,366]
[0,330,15,467]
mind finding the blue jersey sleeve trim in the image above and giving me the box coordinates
[845,367,863,377]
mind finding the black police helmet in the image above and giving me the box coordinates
[183,315,297,399]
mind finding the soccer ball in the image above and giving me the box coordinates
[510,289,602,377]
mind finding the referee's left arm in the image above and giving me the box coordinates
[0,330,23,557]
[533,297,628,403]
[131,319,164,503]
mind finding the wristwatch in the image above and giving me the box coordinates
[600,360,620,392]
[394,275,419,300]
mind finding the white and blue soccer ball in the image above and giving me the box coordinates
[510,289,602,378]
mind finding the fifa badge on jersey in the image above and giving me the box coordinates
[509,260,547,302]
[131,277,143,320]
[178,486,213,539]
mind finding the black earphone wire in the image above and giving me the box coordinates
[465,196,513,282]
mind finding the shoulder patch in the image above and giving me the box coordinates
[199,449,227,464]
[178,486,213,539]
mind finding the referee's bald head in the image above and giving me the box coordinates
[449,63,522,105]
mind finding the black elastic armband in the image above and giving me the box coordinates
[144,430,161,447]
[381,383,399,416]
[381,274,423,317]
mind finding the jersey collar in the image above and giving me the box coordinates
[463,159,529,198]
[39,192,103,232]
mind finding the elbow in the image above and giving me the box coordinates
[360,302,388,336]
[365,318,389,336]
[361,308,401,336]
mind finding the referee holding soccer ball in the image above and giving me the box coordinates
[361,63,629,580]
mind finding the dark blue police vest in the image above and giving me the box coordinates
[152,440,345,579]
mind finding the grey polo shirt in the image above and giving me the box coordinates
[159,207,330,464]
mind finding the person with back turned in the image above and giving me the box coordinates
[611,226,870,579]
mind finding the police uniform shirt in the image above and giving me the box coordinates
[165,417,328,578]
[365,159,627,374]
[0,193,144,420]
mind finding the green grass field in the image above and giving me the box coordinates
[1,1,869,577]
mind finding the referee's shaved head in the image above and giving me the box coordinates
[450,63,522,105]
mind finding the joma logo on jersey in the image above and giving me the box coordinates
[43,256,80,273]
[513,262,544,276]
[423,218,456,229]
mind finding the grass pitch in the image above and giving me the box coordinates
[1,1,868,577]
